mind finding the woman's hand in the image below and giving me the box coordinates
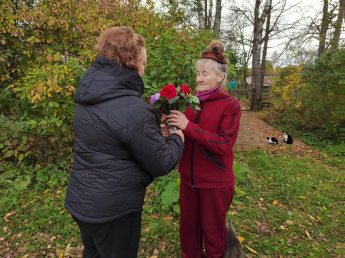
[161,124,184,142]
[161,113,167,123]
[160,124,170,138]
[167,110,189,131]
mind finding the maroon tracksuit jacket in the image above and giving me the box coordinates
[178,89,241,188]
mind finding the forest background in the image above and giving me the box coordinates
[0,0,344,257]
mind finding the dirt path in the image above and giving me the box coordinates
[235,111,306,150]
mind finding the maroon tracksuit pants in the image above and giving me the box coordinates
[179,182,235,258]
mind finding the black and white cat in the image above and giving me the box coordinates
[266,137,278,144]
[283,131,293,144]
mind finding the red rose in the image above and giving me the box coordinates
[160,84,177,99]
[180,84,191,95]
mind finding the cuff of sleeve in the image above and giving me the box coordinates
[168,132,184,146]
[184,121,194,136]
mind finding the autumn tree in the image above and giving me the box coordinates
[0,0,210,163]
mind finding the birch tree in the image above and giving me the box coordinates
[214,0,222,37]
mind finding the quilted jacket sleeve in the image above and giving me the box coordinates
[125,114,184,177]
[184,103,241,156]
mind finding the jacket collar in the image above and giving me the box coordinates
[75,56,144,105]
[202,88,230,101]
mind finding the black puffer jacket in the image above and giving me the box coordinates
[65,56,184,223]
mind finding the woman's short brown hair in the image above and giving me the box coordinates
[94,27,145,72]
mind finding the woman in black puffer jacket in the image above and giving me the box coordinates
[65,27,184,258]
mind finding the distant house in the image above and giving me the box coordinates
[245,73,278,87]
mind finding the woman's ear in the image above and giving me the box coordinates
[217,73,225,83]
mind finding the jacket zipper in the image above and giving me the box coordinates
[190,102,205,188]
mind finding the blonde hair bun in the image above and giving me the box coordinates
[207,40,225,54]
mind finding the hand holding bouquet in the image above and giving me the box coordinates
[149,84,200,130]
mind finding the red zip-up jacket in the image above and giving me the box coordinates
[178,89,241,188]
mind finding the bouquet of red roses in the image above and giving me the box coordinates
[149,84,200,114]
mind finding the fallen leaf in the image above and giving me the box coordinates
[308,215,317,221]
[285,220,294,225]
[306,230,312,239]
[273,200,278,205]
[64,243,71,255]
[4,212,17,222]
[299,196,306,199]
[163,216,173,222]
[238,236,245,243]
[240,225,254,231]
[245,245,258,254]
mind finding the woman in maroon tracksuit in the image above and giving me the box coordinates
[168,40,241,257]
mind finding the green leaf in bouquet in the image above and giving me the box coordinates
[178,102,188,113]
[190,95,200,103]
[159,96,168,103]
[168,96,179,105]
[153,101,162,109]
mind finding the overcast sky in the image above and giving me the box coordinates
[152,0,344,65]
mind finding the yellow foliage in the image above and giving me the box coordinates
[271,66,306,109]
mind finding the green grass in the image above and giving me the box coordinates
[0,146,343,257]
[230,148,343,257]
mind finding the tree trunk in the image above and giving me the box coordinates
[318,0,329,57]
[331,0,345,49]
[207,0,213,29]
[260,1,272,86]
[251,0,272,110]
[214,0,222,37]
[197,0,205,29]
[205,0,208,29]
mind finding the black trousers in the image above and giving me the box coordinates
[74,212,142,258]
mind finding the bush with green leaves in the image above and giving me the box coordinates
[300,47,345,140]
[267,47,344,144]
[142,28,213,99]
[0,161,70,192]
